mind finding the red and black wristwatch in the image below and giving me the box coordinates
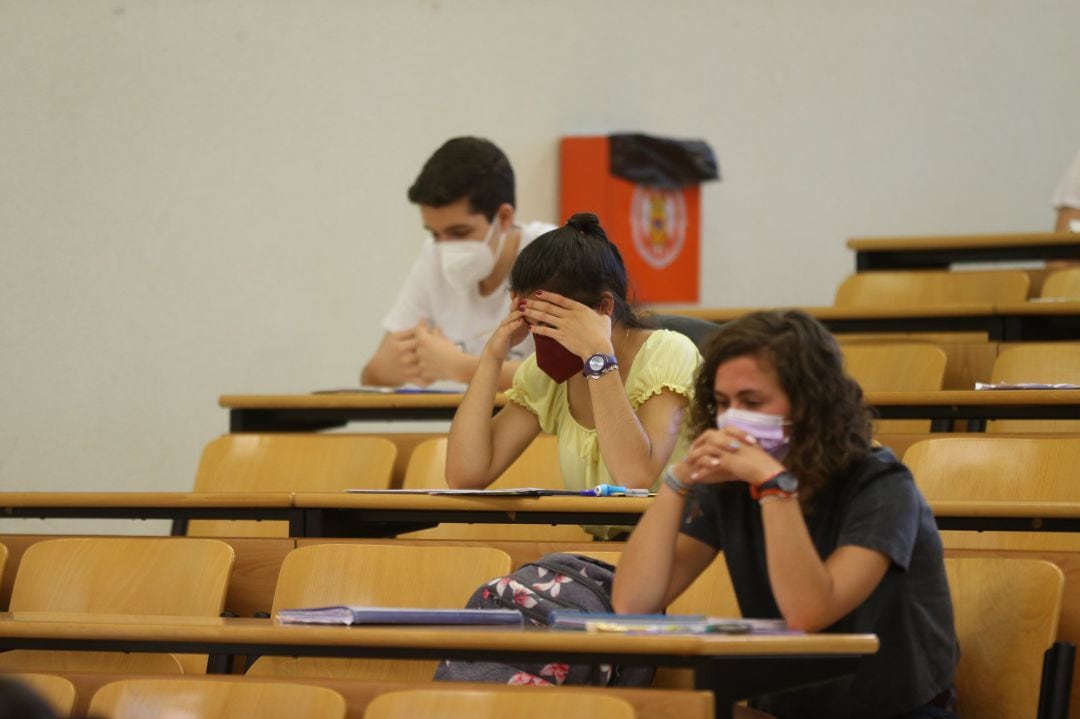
[749,471,799,502]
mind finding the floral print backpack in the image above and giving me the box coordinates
[433,552,656,687]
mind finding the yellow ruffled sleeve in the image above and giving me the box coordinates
[626,330,701,409]
[504,354,561,435]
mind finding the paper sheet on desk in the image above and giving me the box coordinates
[312,384,465,395]
[276,606,523,627]
[975,382,1080,390]
[343,487,614,496]
[549,612,793,635]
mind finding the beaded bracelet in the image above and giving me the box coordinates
[662,467,691,497]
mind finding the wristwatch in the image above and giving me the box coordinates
[583,353,619,379]
[749,471,799,501]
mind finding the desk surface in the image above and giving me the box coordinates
[5,487,1080,534]
[220,393,508,411]
[0,613,877,719]
[294,492,651,513]
[216,388,1080,433]
[0,491,293,508]
[845,231,1080,270]
[665,302,1080,341]
[669,301,1080,321]
[865,389,1080,406]
[0,613,878,658]
[669,303,998,322]
[846,231,1080,252]
[220,392,508,431]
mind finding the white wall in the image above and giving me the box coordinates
[1,0,1078,531]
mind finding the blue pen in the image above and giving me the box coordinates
[586,484,650,497]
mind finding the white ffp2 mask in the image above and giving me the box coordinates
[436,219,505,295]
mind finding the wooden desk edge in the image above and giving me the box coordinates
[219,393,509,409]
[0,614,879,656]
[846,232,1080,251]
[0,491,294,508]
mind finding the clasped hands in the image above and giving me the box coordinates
[387,321,466,386]
[676,426,787,489]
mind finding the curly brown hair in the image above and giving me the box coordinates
[688,310,873,501]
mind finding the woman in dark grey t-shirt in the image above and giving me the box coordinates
[612,310,958,719]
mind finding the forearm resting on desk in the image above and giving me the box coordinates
[612,478,716,614]
[446,353,537,488]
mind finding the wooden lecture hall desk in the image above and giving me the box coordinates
[0,492,295,535]
[865,389,1080,431]
[219,389,1080,433]
[220,392,508,432]
[668,302,1080,341]
[846,231,1080,271]
[0,612,879,719]
[2,490,1077,535]
[0,492,648,538]
[291,492,650,537]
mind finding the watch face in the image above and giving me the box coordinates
[587,355,606,371]
[776,472,799,492]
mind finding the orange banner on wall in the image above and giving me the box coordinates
[559,136,701,304]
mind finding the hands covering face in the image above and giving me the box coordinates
[517,290,614,359]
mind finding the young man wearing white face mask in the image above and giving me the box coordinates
[361,137,555,389]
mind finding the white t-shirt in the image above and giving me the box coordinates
[1052,150,1080,209]
[381,221,555,360]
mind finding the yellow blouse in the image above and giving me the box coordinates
[506,330,701,536]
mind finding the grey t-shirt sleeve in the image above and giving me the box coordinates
[837,466,921,571]
[679,485,724,550]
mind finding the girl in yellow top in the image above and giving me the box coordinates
[446,213,701,537]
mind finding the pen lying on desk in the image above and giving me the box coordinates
[584,484,651,497]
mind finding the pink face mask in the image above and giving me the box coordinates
[716,408,791,460]
[533,333,584,383]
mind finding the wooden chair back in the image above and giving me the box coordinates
[399,436,592,541]
[575,550,739,617]
[834,270,1030,306]
[841,342,948,432]
[903,436,1080,503]
[1,537,234,675]
[188,433,397,537]
[1041,268,1080,299]
[247,543,512,681]
[987,342,1080,432]
[8,673,77,717]
[946,557,1064,719]
[575,549,740,690]
[363,688,636,719]
[662,555,740,690]
[88,678,346,719]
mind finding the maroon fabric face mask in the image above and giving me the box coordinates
[533,333,584,383]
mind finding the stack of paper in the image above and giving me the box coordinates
[974,382,1080,390]
[276,606,523,627]
[548,612,791,635]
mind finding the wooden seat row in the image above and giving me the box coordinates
[6,672,715,719]
[0,534,1067,719]
[836,267,1080,304]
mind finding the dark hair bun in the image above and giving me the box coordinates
[566,212,605,238]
